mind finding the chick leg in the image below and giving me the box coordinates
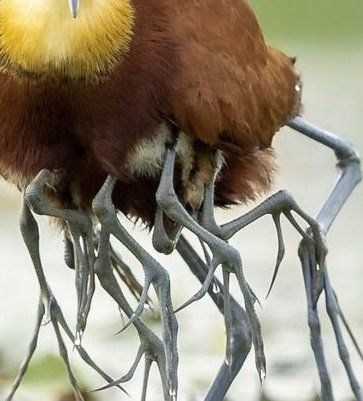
[92,226,152,304]
[156,148,266,381]
[25,169,95,338]
[5,297,44,401]
[92,227,172,401]
[176,234,252,401]
[196,158,335,401]
[196,179,257,369]
[5,198,121,401]
[93,177,179,400]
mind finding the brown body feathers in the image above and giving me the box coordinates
[0,0,301,225]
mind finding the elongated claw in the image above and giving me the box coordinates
[299,240,334,401]
[285,210,327,269]
[93,223,177,400]
[51,315,84,401]
[94,226,148,303]
[12,196,124,400]
[324,270,363,401]
[221,190,328,269]
[52,299,126,392]
[25,169,95,338]
[176,234,252,401]
[115,275,153,334]
[175,258,220,313]
[232,260,266,381]
[333,290,363,360]
[141,358,153,401]
[287,117,362,400]
[5,299,45,401]
[156,149,266,380]
[300,237,363,401]
[266,213,286,298]
[93,346,145,391]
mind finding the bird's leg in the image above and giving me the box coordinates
[289,117,362,401]
[92,227,171,400]
[6,198,121,401]
[18,198,80,398]
[5,297,44,401]
[198,184,328,394]
[25,169,95,339]
[176,234,252,401]
[156,148,266,381]
[152,205,183,254]
[63,231,75,270]
[93,226,151,304]
[288,117,361,233]
[69,226,96,344]
[199,117,362,400]
[93,178,179,400]
[194,179,244,369]
[299,239,334,401]
[217,190,327,273]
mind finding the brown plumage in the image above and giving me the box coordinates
[0,0,301,226]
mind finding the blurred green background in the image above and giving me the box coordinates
[0,1,362,401]
[252,0,363,43]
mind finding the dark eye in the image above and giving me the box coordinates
[290,56,297,65]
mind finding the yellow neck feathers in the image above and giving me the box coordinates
[0,0,134,81]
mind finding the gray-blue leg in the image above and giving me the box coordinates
[25,170,95,339]
[176,235,252,401]
[156,149,266,381]
[5,298,45,401]
[92,227,171,401]
[93,178,179,400]
[290,117,362,401]
[6,198,120,401]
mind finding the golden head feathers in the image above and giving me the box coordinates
[0,0,134,81]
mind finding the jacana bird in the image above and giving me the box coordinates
[1,0,361,400]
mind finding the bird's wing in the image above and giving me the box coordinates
[169,0,300,150]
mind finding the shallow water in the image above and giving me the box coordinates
[0,45,362,401]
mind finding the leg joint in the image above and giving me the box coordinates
[93,198,116,226]
[308,309,321,332]
[24,186,45,215]
[156,191,179,214]
[273,189,297,210]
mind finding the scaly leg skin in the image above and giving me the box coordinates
[290,117,362,401]
[198,172,327,298]
[156,148,266,381]
[64,231,75,270]
[198,117,362,400]
[92,228,171,401]
[5,298,44,401]
[6,199,121,401]
[93,180,179,400]
[196,180,253,370]
[93,226,148,305]
[25,169,95,340]
[176,235,252,401]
